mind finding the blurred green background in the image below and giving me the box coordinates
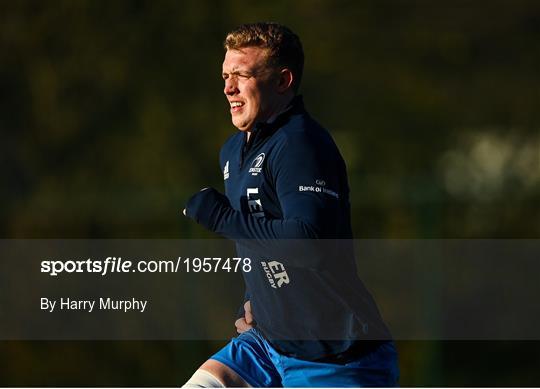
[1,0,539,386]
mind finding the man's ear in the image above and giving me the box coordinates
[277,68,294,93]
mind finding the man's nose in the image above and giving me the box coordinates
[224,79,238,95]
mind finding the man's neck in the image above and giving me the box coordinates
[246,95,295,141]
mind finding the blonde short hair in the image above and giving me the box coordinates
[224,22,304,93]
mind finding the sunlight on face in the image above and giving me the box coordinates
[222,47,281,132]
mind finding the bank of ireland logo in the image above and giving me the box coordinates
[249,153,265,176]
[223,161,229,180]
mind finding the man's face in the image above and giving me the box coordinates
[222,47,280,132]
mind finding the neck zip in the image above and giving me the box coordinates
[237,95,303,169]
[240,124,263,168]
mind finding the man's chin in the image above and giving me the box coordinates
[232,119,251,132]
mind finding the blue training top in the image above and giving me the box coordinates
[186,96,391,361]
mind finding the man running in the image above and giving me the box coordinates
[183,22,399,387]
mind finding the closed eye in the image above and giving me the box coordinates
[222,71,254,80]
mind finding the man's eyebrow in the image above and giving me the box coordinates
[223,66,244,74]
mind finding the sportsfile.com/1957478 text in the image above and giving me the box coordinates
[40,257,252,276]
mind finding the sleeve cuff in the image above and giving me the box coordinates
[185,188,230,231]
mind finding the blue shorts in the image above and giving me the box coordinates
[211,328,399,387]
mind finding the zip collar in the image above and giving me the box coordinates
[240,95,305,166]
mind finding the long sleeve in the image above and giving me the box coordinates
[185,132,344,241]
[185,131,347,270]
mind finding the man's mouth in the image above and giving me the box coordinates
[230,101,245,113]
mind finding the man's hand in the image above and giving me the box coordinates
[183,187,229,231]
[235,300,255,334]
[182,188,209,217]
